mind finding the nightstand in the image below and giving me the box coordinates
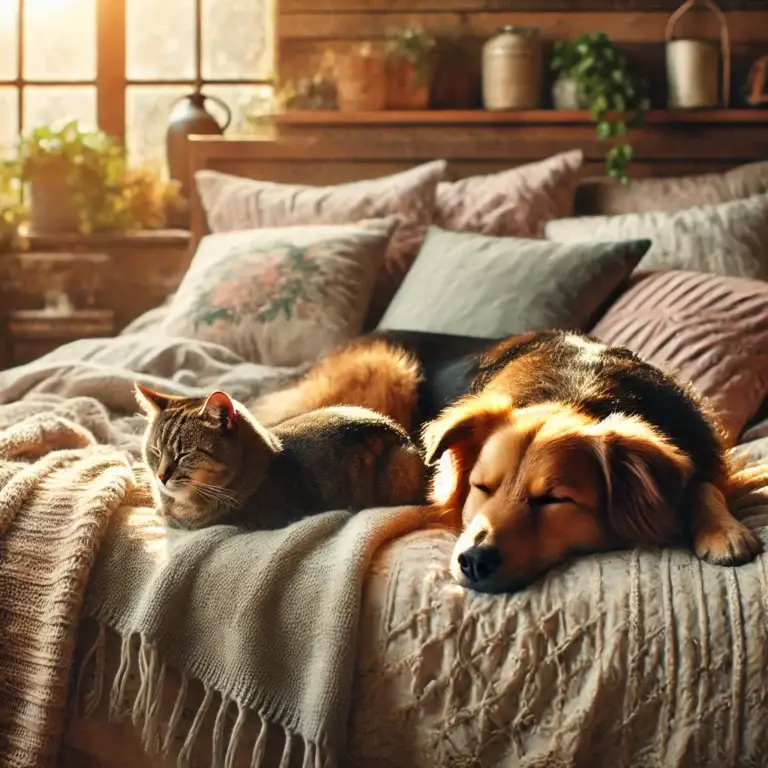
[6,308,116,366]
[0,229,191,368]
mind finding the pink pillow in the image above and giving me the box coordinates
[195,162,447,325]
[590,270,768,446]
[435,150,584,238]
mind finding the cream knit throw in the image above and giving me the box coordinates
[81,496,425,768]
[0,397,135,768]
[0,391,426,767]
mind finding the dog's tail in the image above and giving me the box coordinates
[251,339,422,432]
[725,456,768,514]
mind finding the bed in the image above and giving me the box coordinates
[2,129,768,768]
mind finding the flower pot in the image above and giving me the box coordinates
[386,58,431,110]
[336,50,386,112]
[28,159,78,234]
[552,77,585,110]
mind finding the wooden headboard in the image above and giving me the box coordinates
[188,111,768,252]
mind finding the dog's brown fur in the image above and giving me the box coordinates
[253,331,768,592]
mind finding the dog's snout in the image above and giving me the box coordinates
[458,545,502,583]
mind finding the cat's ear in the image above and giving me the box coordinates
[135,383,176,415]
[201,390,237,431]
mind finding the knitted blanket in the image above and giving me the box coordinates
[0,334,427,767]
[0,397,135,768]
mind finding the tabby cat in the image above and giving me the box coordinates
[135,384,426,530]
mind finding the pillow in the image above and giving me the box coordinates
[194,162,447,324]
[161,219,396,367]
[435,150,584,238]
[377,225,650,339]
[575,160,768,216]
[545,194,768,280]
[590,269,768,446]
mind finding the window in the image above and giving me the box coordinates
[0,0,274,169]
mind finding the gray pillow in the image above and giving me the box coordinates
[376,225,650,339]
[546,193,768,280]
[574,160,768,216]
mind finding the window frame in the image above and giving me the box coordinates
[1,0,274,141]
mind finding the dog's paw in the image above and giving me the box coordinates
[694,522,762,566]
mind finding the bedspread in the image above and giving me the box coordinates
[1,331,768,767]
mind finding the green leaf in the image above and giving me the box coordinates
[596,121,613,139]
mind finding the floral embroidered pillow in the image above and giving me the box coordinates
[194,161,447,326]
[161,219,397,366]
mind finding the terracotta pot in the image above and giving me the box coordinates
[336,51,386,112]
[386,58,431,110]
[28,159,79,234]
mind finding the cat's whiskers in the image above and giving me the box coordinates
[187,479,243,510]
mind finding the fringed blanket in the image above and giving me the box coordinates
[0,398,135,768]
[0,336,427,768]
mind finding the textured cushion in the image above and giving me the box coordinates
[162,219,395,367]
[194,162,447,324]
[377,225,650,339]
[591,270,768,445]
[435,150,584,238]
[546,194,768,280]
[575,160,768,216]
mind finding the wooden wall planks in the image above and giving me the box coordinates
[277,2,768,108]
[281,1,768,12]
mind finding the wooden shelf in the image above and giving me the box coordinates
[274,109,768,126]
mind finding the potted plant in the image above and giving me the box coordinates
[385,27,437,110]
[0,162,27,252]
[551,33,650,182]
[336,43,387,112]
[12,120,180,235]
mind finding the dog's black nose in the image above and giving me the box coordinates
[458,545,502,583]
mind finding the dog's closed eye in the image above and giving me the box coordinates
[472,483,491,495]
[530,493,575,507]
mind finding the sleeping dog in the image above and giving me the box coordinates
[254,329,765,592]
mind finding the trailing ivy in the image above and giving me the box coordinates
[551,32,650,183]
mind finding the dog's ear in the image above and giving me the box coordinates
[200,390,238,431]
[589,414,694,547]
[422,393,511,466]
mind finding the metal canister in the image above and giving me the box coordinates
[482,26,542,111]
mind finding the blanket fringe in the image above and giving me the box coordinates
[75,623,335,768]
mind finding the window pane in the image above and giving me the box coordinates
[24,86,97,132]
[127,0,195,81]
[0,1,18,79]
[202,0,274,80]
[0,87,19,159]
[24,0,96,80]
[205,85,273,134]
[126,85,188,171]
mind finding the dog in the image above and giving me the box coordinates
[253,330,765,592]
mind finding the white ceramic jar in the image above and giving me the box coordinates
[482,26,542,111]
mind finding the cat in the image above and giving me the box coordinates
[135,384,427,531]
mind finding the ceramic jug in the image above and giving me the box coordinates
[166,91,232,196]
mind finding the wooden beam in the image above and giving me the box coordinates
[272,109,768,125]
[281,0,766,10]
[96,0,126,140]
[278,10,768,43]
